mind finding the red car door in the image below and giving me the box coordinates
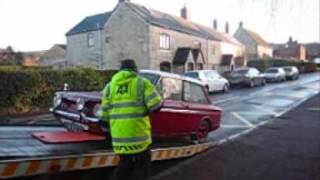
[180,81,215,134]
[150,77,187,137]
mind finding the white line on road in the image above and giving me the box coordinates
[220,124,250,128]
[213,95,240,104]
[231,112,255,128]
[254,105,280,116]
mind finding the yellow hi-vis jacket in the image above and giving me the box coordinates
[99,70,162,154]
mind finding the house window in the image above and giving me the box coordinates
[160,61,171,72]
[160,34,170,49]
[87,33,94,47]
[187,62,194,71]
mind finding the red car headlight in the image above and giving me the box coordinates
[93,104,101,117]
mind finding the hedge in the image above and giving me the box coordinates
[0,67,117,115]
[247,59,317,73]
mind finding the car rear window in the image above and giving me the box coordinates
[232,69,248,75]
[283,67,292,72]
[184,72,199,79]
[139,73,160,85]
[266,69,278,73]
[184,81,209,104]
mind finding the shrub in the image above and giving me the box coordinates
[0,67,117,115]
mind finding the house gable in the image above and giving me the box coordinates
[102,2,150,69]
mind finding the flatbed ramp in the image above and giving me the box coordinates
[0,126,212,179]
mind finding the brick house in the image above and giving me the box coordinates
[39,44,67,69]
[272,37,306,60]
[234,22,273,61]
[66,0,245,73]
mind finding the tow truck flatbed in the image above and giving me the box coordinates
[0,126,212,179]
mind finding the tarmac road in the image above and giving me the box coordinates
[3,72,320,180]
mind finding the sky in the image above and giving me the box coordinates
[0,0,319,51]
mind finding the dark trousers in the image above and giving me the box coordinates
[111,148,151,180]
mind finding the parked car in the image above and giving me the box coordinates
[264,67,286,82]
[283,66,299,80]
[184,70,229,93]
[228,67,265,88]
[51,70,222,142]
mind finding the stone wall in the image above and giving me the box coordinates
[234,28,257,60]
[102,3,149,70]
[66,30,103,69]
[149,26,222,72]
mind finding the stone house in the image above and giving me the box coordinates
[272,37,306,60]
[234,22,273,61]
[39,44,67,69]
[66,0,245,73]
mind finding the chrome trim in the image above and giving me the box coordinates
[81,113,100,122]
[54,110,80,121]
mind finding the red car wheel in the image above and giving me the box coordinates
[194,120,210,143]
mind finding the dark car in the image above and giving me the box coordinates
[283,66,299,80]
[228,68,265,88]
[51,70,222,142]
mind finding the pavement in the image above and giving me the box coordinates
[152,94,320,180]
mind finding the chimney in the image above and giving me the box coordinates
[213,19,218,30]
[181,5,188,20]
[239,21,243,28]
[289,36,293,43]
[225,21,229,34]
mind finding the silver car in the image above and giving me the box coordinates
[283,66,299,80]
[264,67,286,82]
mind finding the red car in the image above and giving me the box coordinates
[51,70,222,141]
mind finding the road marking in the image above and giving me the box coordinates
[254,106,280,116]
[307,107,320,111]
[220,124,250,128]
[231,112,255,128]
[213,95,240,104]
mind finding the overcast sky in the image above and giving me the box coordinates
[0,0,319,51]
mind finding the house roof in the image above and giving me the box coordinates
[66,12,113,36]
[126,2,242,46]
[56,44,66,50]
[173,47,192,64]
[241,28,271,47]
[304,43,320,56]
[66,2,243,47]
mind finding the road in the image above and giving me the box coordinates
[1,72,320,180]
[208,72,319,145]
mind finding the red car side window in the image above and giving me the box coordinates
[184,81,209,104]
[161,78,183,101]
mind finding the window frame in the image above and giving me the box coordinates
[159,77,183,101]
[159,34,170,49]
[183,80,210,105]
[87,33,94,48]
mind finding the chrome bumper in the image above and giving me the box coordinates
[50,108,99,122]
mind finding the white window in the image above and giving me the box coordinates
[160,34,170,49]
[87,33,94,47]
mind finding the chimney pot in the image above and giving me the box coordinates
[239,21,243,28]
[181,5,188,20]
[213,19,218,30]
[225,21,229,34]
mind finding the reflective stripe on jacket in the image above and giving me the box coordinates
[99,70,161,154]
